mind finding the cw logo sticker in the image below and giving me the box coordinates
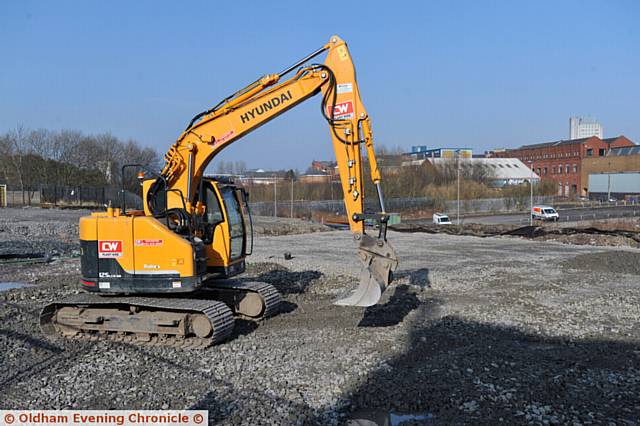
[326,101,354,119]
[98,240,123,258]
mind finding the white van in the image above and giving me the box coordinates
[531,205,559,222]
[433,213,452,225]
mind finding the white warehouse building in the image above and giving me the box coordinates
[402,157,540,187]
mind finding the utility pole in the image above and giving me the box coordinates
[285,169,295,219]
[273,175,277,217]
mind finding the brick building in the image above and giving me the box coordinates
[582,145,640,198]
[492,136,635,196]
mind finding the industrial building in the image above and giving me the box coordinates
[407,146,473,159]
[588,173,640,201]
[583,145,640,200]
[403,157,540,187]
[491,135,635,197]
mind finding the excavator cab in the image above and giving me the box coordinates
[197,177,252,278]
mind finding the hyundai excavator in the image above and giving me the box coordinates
[40,35,398,348]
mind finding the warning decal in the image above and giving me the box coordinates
[337,83,353,94]
[98,240,123,258]
[135,239,164,247]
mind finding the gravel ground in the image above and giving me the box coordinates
[2,209,640,424]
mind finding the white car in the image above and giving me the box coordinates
[433,213,452,225]
[531,205,559,222]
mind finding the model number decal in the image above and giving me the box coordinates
[135,239,164,247]
[98,240,123,258]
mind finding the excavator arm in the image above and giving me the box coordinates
[147,35,398,306]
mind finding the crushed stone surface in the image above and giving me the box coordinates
[1,208,640,424]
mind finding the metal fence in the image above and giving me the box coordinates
[249,195,557,217]
[4,185,142,209]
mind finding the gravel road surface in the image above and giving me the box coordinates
[2,208,640,424]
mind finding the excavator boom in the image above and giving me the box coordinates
[150,35,398,306]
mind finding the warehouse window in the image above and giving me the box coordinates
[586,148,593,156]
[599,148,605,156]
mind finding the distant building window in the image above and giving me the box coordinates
[552,166,556,174]
[537,168,541,175]
[566,165,570,174]
[543,167,548,175]
[599,148,605,156]
[558,164,563,174]
[573,164,577,173]
[586,148,593,156]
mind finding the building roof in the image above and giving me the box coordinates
[515,135,631,151]
[518,137,594,150]
[408,157,540,180]
[243,169,289,179]
[608,145,640,156]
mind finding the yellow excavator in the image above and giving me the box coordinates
[40,35,398,348]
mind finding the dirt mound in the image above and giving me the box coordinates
[562,251,640,275]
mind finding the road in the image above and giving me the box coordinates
[462,204,640,225]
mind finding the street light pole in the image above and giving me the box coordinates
[530,162,534,226]
[607,161,611,202]
[457,156,460,225]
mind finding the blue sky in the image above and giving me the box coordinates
[1,1,638,171]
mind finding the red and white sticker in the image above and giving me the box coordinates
[98,240,123,258]
[327,101,354,119]
[214,130,235,146]
[135,239,163,247]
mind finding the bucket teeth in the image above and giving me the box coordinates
[334,234,398,307]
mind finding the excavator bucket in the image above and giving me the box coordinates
[334,233,399,307]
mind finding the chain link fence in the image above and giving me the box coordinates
[249,195,557,217]
[3,185,142,209]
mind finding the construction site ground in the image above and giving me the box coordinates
[1,208,640,424]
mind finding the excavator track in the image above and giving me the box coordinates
[40,294,235,349]
[200,280,282,320]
